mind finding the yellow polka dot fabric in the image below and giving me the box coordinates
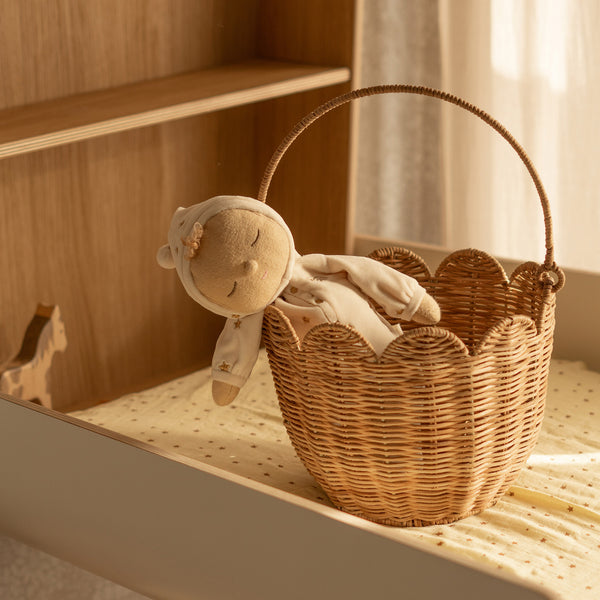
[71,352,327,503]
[70,354,599,599]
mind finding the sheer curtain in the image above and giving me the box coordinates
[355,0,600,273]
[354,0,444,245]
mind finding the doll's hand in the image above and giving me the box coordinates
[412,294,441,325]
[212,380,240,406]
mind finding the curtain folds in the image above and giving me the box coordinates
[354,0,444,245]
[356,0,599,273]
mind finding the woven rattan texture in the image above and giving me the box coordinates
[263,248,556,526]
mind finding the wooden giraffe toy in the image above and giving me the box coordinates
[0,304,67,409]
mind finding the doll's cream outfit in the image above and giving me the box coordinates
[212,253,425,388]
[157,195,427,391]
[276,253,425,353]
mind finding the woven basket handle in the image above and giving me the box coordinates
[258,84,564,289]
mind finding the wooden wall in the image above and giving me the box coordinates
[0,0,358,410]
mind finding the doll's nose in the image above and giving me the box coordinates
[242,260,259,275]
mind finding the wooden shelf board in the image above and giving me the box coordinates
[0,60,350,159]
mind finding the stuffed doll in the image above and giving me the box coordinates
[157,195,441,405]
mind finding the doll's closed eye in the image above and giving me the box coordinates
[251,230,260,246]
[227,281,237,297]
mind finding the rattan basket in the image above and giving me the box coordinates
[259,85,565,527]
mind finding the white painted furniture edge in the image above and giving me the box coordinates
[0,394,555,600]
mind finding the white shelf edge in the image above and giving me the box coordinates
[0,65,350,160]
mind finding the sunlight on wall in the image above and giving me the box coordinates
[491,0,569,92]
[532,0,569,92]
[491,0,524,81]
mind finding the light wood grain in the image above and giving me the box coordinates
[258,0,356,65]
[254,88,352,256]
[0,110,260,410]
[0,0,357,411]
[0,61,350,159]
[0,0,259,110]
[253,0,359,256]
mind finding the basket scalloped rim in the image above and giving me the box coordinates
[263,247,545,362]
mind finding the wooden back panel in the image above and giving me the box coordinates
[0,1,358,410]
[0,1,258,109]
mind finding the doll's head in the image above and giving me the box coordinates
[157,196,296,317]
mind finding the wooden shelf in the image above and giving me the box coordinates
[0,59,350,159]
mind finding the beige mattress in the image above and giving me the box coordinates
[70,351,600,600]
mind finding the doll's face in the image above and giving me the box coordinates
[189,209,290,314]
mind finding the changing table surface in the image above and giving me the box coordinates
[70,351,600,600]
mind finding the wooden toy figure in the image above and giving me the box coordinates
[157,196,440,406]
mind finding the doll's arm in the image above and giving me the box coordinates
[211,311,264,405]
[301,254,440,323]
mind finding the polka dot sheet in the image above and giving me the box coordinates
[70,353,599,599]
[71,351,327,504]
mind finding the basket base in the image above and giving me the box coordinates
[332,499,501,528]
